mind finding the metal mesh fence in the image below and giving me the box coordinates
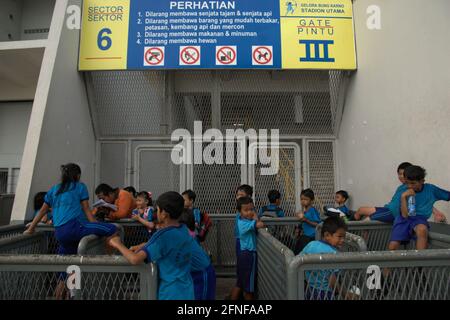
[192,143,242,215]
[202,214,236,268]
[0,256,157,300]
[88,71,165,137]
[253,145,300,216]
[0,224,25,240]
[138,148,180,198]
[308,141,335,213]
[0,233,47,254]
[296,250,450,300]
[257,228,294,300]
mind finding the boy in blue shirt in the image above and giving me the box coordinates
[258,189,286,218]
[324,190,351,221]
[389,165,450,250]
[182,189,212,242]
[294,189,322,255]
[230,197,264,300]
[108,191,195,300]
[300,216,351,300]
[234,184,253,259]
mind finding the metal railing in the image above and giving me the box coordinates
[0,224,26,240]
[292,249,450,300]
[0,255,157,300]
[257,228,294,300]
[0,232,48,254]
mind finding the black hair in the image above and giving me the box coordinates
[124,186,137,198]
[57,163,81,195]
[336,190,349,201]
[236,184,253,197]
[268,189,281,204]
[33,192,47,211]
[95,183,115,196]
[404,165,426,181]
[182,189,196,202]
[300,188,315,201]
[155,191,185,220]
[136,191,153,207]
[179,208,196,232]
[237,196,254,211]
[397,162,413,173]
[321,216,348,237]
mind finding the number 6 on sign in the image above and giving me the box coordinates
[97,28,112,51]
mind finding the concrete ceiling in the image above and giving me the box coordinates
[0,46,44,101]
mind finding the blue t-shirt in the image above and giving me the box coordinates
[300,240,339,292]
[190,237,211,272]
[44,182,89,227]
[408,184,450,218]
[141,224,194,300]
[337,205,349,215]
[302,207,321,238]
[384,184,408,217]
[234,211,240,239]
[238,217,257,252]
[258,204,285,218]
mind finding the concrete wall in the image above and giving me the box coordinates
[0,0,55,41]
[12,0,97,221]
[0,102,32,168]
[337,0,450,220]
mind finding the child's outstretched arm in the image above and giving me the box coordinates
[81,200,98,223]
[132,214,155,230]
[24,203,50,234]
[108,236,147,265]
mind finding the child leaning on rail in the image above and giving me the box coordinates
[108,191,195,300]
[230,196,264,300]
[299,216,358,300]
[131,191,157,236]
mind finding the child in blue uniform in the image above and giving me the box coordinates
[230,197,264,300]
[132,191,156,237]
[324,190,351,221]
[300,216,350,300]
[234,184,253,258]
[258,189,286,218]
[108,191,195,300]
[25,163,118,255]
[179,208,216,300]
[354,162,412,222]
[294,189,322,255]
[182,189,212,243]
[389,165,450,250]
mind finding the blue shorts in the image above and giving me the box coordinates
[235,238,241,275]
[236,250,257,293]
[191,264,216,300]
[390,215,429,243]
[370,207,395,223]
[54,219,117,255]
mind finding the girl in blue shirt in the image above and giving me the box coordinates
[25,163,118,255]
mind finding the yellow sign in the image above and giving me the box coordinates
[78,0,130,70]
[280,0,357,69]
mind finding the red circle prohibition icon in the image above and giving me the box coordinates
[253,46,273,65]
[216,46,236,65]
[181,46,200,65]
[145,47,164,65]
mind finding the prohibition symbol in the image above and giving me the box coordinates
[216,46,237,66]
[144,47,165,66]
[252,46,273,66]
[180,46,201,66]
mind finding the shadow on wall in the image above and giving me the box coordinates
[0,194,15,226]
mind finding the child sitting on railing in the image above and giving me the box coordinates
[299,216,358,300]
[131,191,157,236]
[324,190,352,222]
